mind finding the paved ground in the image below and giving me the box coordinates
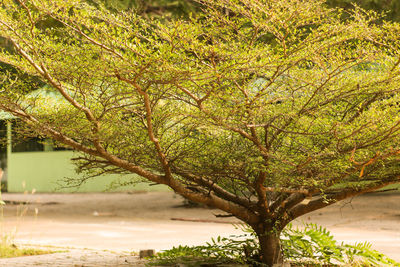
[0,191,399,266]
[0,248,145,267]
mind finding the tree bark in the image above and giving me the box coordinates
[255,226,283,266]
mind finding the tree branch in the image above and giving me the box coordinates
[284,180,400,226]
[115,73,173,181]
[172,167,258,212]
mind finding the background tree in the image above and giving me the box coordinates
[101,0,400,21]
[326,0,400,22]
[95,0,198,17]
[1,0,400,265]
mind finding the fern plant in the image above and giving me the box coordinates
[281,223,343,263]
[343,242,399,266]
[282,223,398,266]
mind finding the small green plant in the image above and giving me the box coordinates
[148,223,399,266]
[282,223,399,266]
[148,232,260,266]
[0,235,51,258]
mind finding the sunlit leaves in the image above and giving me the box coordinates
[1,0,400,195]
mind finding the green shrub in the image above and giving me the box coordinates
[282,223,398,266]
[148,223,399,266]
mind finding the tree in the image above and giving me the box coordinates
[326,0,400,22]
[101,0,400,22]
[1,0,400,265]
[94,0,198,17]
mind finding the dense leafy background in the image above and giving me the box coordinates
[327,0,400,22]
[102,0,400,21]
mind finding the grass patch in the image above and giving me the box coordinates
[0,235,54,258]
[0,243,53,258]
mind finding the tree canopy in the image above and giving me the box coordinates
[1,0,400,265]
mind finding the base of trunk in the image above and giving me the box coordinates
[256,228,283,266]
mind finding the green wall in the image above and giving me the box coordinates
[7,150,168,193]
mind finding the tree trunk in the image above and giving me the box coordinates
[255,227,283,266]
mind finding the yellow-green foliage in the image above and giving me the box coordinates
[1,0,400,207]
[1,1,400,264]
